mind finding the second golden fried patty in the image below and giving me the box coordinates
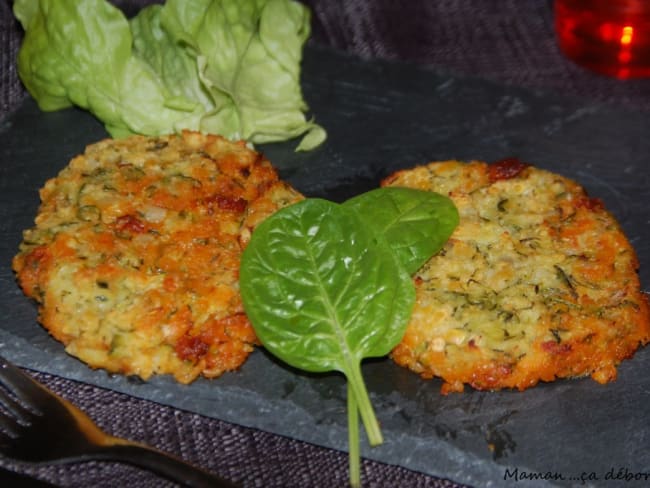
[13,131,302,383]
[384,158,650,393]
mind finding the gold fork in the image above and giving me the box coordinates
[0,355,238,487]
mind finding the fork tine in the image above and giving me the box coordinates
[0,385,34,423]
[0,406,24,439]
[0,356,48,412]
[0,427,12,445]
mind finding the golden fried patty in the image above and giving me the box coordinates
[13,131,302,383]
[384,158,650,393]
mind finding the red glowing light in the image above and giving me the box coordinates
[620,25,634,45]
[618,50,632,63]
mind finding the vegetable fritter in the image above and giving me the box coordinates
[13,131,302,382]
[384,158,650,393]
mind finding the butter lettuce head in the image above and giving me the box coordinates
[13,0,325,150]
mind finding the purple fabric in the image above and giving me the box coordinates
[0,371,465,487]
[2,1,649,486]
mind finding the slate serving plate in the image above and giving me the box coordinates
[1,45,648,488]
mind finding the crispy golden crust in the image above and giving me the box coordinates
[13,131,302,383]
[384,159,650,393]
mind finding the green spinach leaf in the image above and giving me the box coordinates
[343,187,459,274]
[240,190,459,486]
[240,198,416,485]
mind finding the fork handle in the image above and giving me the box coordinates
[90,443,239,488]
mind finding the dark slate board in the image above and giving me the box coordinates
[1,45,648,488]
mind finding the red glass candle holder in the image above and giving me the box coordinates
[555,0,650,79]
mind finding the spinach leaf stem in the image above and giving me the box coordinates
[348,383,361,488]
[345,358,382,447]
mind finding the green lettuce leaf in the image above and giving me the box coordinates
[13,0,201,137]
[160,0,326,149]
[14,0,131,113]
[13,0,326,151]
[130,5,209,114]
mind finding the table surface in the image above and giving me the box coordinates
[1,1,649,487]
